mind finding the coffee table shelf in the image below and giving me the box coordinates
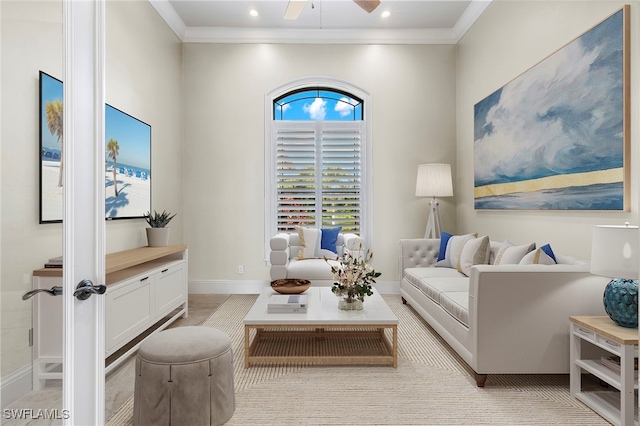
[243,287,398,368]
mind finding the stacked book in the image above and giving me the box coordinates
[268,294,308,313]
[44,256,63,268]
[600,356,638,378]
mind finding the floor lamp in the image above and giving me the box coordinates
[415,163,453,239]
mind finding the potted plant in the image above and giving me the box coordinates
[143,210,176,247]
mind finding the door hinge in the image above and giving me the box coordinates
[28,328,33,347]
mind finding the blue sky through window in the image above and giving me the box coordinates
[274,89,363,121]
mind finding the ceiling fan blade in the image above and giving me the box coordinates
[353,0,381,14]
[284,0,307,20]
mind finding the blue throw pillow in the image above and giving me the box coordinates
[540,243,557,263]
[437,231,453,261]
[321,227,342,254]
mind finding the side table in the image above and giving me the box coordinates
[570,316,638,426]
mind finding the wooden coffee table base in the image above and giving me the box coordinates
[244,324,398,368]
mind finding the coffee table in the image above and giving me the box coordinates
[243,287,398,368]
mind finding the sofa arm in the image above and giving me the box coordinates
[468,264,608,373]
[399,238,440,272]
[270,233,291,280]
[342,233,365,251]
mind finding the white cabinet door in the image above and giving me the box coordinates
[155,262,186,318]
[105,278,154,356]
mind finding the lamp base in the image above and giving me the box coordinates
[603,278,638,328]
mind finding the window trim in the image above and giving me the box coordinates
[264,77,373,261]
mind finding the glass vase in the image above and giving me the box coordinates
[338,297,363,311]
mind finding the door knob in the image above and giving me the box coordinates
[73,279,106,300]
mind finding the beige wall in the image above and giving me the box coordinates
[456,1,639,259]
[0,0,182,382]
[181,43,457,287]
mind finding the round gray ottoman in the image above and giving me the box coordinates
[133,326,235,426]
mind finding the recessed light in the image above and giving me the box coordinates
[249,9,259,17]
[381,11,390,18]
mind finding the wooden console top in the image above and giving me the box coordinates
[33,245,188,277]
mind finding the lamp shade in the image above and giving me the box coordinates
[590,224,639,280]
[415,163,453,198]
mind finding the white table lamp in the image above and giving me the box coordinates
[415,163,453,239]
[590,223,639,328]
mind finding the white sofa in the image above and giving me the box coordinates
[399,237,609,386]
[270,232,364,285]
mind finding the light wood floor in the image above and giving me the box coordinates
[4,294,230,424]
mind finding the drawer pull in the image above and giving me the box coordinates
[140,277,149,282]
[575,327,594,338]
[603,339,620,348]
[161,269,169,273]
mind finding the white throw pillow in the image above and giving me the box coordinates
[494,240,536,265]
[519,244,557,265]
[296,226,321,260]
[436,233,478,268]
[457,235,490,276]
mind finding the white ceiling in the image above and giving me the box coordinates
[149,0,492,44]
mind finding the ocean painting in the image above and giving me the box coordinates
[105,104,151,219]
[473,7,629,210]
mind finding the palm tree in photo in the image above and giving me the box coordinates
[46,100,64,187]
[107,138,120,196]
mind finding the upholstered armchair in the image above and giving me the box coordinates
[269,231,364,285]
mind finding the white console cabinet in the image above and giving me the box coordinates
[31,245,188,390]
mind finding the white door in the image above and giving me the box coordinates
[62,1,106,424]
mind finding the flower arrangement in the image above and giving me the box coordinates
[327,246,382,306]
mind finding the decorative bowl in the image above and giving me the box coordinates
[270,279,311,294]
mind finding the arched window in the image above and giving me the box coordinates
[265,79,371,251]
[273,88,363,121]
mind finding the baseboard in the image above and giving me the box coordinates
[1,364,32,410]
[188,279,399,295]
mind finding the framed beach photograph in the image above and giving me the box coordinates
[473,7,629,210]
[39,71,64,223]
[105,104,151,220]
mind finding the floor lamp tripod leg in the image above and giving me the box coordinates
[424,198,441,239]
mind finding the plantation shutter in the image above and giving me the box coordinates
[321,125,361,232]
[274,121,362,234]
[275,124,317,232]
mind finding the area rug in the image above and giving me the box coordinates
[107,294,610,425]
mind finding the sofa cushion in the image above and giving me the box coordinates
[494,240,536,265]
[418,277,469,305]
[403,267,465,290]
[436,233,477,268]
[296,226,321,259]
[457,236,490,276]
[288,258,339,280]
[439,291,469,327]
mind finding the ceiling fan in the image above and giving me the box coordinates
[284,0,381,20]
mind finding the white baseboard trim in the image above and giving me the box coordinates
[188,279,399,295]
[1,364,32,410]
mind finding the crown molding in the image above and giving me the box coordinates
[149,0,186,41]
[184,27,458,44]
[149,0,491,45]
[452,0,492,43]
